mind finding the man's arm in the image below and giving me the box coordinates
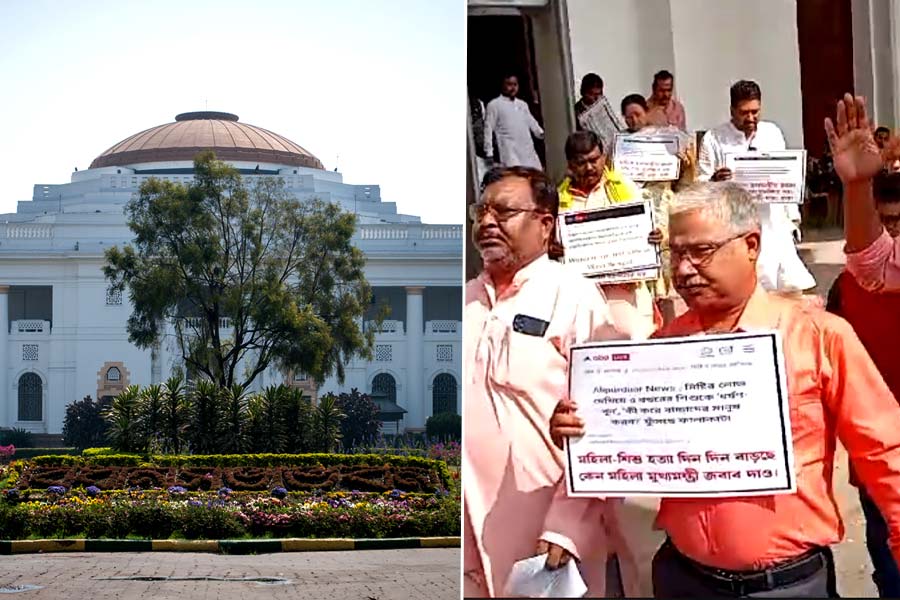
[824,94,900,289]
[825,315,900,566]
[483,100,497,160]
[674,100,686,131]
[525,102,544,139]
[697,130,717,181]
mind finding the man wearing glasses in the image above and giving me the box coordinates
[549,181,900,598]
[463,166,643,597]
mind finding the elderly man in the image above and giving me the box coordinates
[646,70,686,131]
[698,80,814,293]
[464,166,642,597]
[484,74,544,169]
[550,181,900,598]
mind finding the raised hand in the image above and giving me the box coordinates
[824,94,883,184]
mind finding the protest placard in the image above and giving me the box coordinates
[724,150,806,204]
[565,331,795,497]
[558,201,660,282]
[613,133,681,182]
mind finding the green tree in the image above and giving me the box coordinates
[104,385,145,453]
[62,396,110,450]
[246,385,289,453]
[282,387,314,453]
[139,384,165,452]
[187,380,222,454]
[162,375,189,454]
[219,383,249,454]
[313,394,345,453]
[103,151,375,390]
[330,389,381,448]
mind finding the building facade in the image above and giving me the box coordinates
[3,111,462,435]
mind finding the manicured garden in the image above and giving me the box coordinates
[0,452,460,540]
[0,381,461,542]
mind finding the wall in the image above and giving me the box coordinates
[566,0,805,147]
[567,0,674,113]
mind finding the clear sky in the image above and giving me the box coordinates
[0,0,463,224]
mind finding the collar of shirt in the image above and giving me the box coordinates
[477,253,550,306]
[647,95,674,110]
[659,286,781,336]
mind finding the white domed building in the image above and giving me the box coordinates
[1,112,462,437]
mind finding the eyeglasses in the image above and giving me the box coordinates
[669,233,748,267]
[468,203,547,222]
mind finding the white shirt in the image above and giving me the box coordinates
[484,96,543,169]
[698,120,814,292]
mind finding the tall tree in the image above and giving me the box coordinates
[104,151,375,389]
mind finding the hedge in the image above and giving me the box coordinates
[25,453,451,489]
[15,464,441,494]
[4,448,79,460]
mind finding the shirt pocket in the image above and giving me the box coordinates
[789,393,827,468]
[491,329,568,401]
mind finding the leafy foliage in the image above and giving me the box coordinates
[103,151,375,390]
[330,389,381,448]
[0,428,34,448]
[313,395,344,454]
[425,413,461,441]
[62,396,110,450]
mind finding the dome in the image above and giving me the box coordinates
[89,111,324,170]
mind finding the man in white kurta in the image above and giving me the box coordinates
[464,166,644,597]
[484,75,544,169]
[698,80,815,292]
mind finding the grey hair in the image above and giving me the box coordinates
[668,181,761,235]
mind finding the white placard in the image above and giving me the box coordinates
[724,150,807,204]
[613,133,681,182]
[565,331,795,498]
[558,201,660,282]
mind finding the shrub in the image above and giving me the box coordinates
[313,395,344,453]
[23,452,451,490]
[62,396,110,450]
[425,413,461,441]
[0,428,34,448]
[332,389,381,448]
[104,385,146,452]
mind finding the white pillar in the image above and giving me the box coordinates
[405,286,425,431]
[0,286,8,428]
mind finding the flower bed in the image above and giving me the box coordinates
[0,453,460,540]
[0,488,459,540]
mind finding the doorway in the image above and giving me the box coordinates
[796,0,854,160]
[468,13,545,167]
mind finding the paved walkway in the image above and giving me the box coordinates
[0,548,459,600]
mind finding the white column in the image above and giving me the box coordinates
[405,286,425,430]
[0,286,8,428]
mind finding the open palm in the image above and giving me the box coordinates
[825,94,883,183]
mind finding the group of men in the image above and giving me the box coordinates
[465,72,900,598]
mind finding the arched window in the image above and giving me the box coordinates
[432,373,458,415]
[106,366,121,382]
[371,373,397,404]
[18,373,42,422]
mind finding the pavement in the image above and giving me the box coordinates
[0,548,460,599]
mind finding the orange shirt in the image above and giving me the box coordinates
[653,287,900,570]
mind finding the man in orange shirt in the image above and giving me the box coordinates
[549,181,900,597]
[646,70,686,131]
